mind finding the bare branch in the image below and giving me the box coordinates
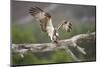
[64,47,81,61]
[12,32,95,61]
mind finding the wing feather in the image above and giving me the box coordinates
[29,7,52,32]
[57,20,72,32]
[63,21,72,32]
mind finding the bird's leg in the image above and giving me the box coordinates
[52,28,61,46]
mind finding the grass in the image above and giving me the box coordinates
[12,22,95,43]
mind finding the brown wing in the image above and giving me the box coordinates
[63,21,72,32]
[29,7,51,32]
[57,20,72,32]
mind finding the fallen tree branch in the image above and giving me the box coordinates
[12,32,95,61]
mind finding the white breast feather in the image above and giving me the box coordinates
[46,18,54,41]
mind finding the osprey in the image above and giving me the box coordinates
[29,7,72,43]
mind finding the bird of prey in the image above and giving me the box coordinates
[29,7,72,43]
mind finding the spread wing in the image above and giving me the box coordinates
[57,20,72,32]
[62,21,72,32]
[29,7,52,32]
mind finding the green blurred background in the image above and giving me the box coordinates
[12,0,96,65]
